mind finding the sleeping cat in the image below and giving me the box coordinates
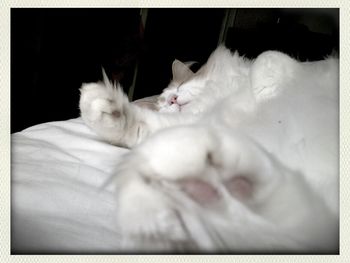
[79,46,338,252]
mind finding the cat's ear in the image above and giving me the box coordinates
[172,59,195,84]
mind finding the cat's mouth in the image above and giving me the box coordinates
[158,100,190,113]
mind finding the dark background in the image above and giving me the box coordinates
[11,8,339,133]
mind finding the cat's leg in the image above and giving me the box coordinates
[112,125,337,250]
[112,126,271,244]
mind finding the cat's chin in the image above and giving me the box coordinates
[159,108,178,113]
[159,105,181,113]
[178,101,191,112]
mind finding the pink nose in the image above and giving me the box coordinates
[169,95,178,105]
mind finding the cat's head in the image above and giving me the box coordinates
[156,59,207,113]
[135,46,250,113]
[156,46,248,113]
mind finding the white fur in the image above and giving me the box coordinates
[79,46,338,252]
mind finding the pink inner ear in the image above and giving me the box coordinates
[178,178,220,205]
[225,176,253,200]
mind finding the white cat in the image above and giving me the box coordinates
[79,46,338,252]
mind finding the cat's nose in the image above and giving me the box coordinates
[169,95,178,105]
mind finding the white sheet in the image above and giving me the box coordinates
[12,118,130,253]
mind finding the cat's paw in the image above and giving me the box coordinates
[119,125,282,209]
[250,51,299,101]
[79,80,134,146]
[112,125,293,248]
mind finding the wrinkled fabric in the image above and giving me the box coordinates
[12,118,129,253]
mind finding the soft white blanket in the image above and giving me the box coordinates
[12,118,129,253]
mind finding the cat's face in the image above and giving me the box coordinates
[156,59,204,113]
[157,78,204,113]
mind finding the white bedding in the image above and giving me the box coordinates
[12,118,130,253]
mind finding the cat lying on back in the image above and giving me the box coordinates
[79,46,338,252]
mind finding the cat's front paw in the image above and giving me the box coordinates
[79,80,134,146]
